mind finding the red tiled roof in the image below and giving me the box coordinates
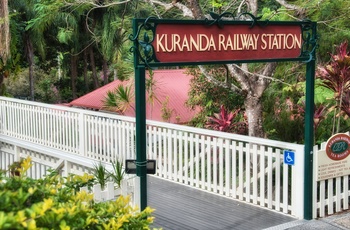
[69,69,199,124]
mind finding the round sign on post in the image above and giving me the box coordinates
[315,133,350,182]
[325,133,350,161]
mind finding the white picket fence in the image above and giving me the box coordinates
[0,135,137,205]
[81,180,136,204]
[313,143,350,218]
[0,96,313,219]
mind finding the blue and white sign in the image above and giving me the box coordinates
[283,150,295,166]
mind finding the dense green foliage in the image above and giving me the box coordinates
[186,67,245,128]
[0,157,155,229]
[2,0,350,143]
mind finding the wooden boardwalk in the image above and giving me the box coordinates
[148,176,296,230]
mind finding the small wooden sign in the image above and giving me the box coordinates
[315,133,350,181]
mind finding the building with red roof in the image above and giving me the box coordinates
[69,69,199,124]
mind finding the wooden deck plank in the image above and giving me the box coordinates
[148,176,296,230]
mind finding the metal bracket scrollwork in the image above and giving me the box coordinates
[129,17,157,67]
[207,11,269,28]
[236,12,269,28]
[300,20,318,63]
[206,12,236,28]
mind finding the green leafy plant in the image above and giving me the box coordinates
[206,105,244,133]
[317,40,350,134]
[102,84,135,114]
[0,158,156,229]
[92,161,110,190]
[64,172,95,193]
[109,160,125,188]
[8,157,32,177]
[8,160,23,177]
[161,96,173,122]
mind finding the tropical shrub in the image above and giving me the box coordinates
[186,67,245,128]
[92,161,110,190]
[0,157,155,229]
[109,160,125,188]
[206,105,247,134]
[317,40,350,134]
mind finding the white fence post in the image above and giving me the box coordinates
[134,177,141,211]
[63,160,70,177]
[14,144,20,162]
[93,184,102,202]
[78,112,85,156]
[292,145,305,219]
[106,182,114,200]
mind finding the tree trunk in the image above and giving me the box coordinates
[102,58,108,85]
[0,0,10,94]
[150,0,278,138]
[0,0,10,64]
[83,49,89,92]
[245,95,264,137]
[25,35,35,101]
[186,0,204,19]
[89,46,99,89]
[70,55,78,99]
[247,0,258,15]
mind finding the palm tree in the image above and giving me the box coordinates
[87,2,131,85]
[10,0,44,100]
[146,69,160,119]
[27,0,90,99]
[102,70,161,116]
[102,84,135,114]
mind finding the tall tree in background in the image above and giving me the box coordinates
[0,0,10,94]
[26,0,137,100]
[10,0,43,101]
[148,0,298,137]
[0,0,10,63]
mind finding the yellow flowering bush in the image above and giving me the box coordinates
[0,157,156,229]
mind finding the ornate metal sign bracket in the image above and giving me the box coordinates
[131,13,317,220]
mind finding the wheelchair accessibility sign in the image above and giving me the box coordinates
[283,150,295,166]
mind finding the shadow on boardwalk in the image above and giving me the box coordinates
[148,176,296,230]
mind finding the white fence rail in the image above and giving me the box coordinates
[0,136,137,205]
[0,97,305,218]
[313,143,350,218]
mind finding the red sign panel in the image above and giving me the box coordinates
[152,23,302,63]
